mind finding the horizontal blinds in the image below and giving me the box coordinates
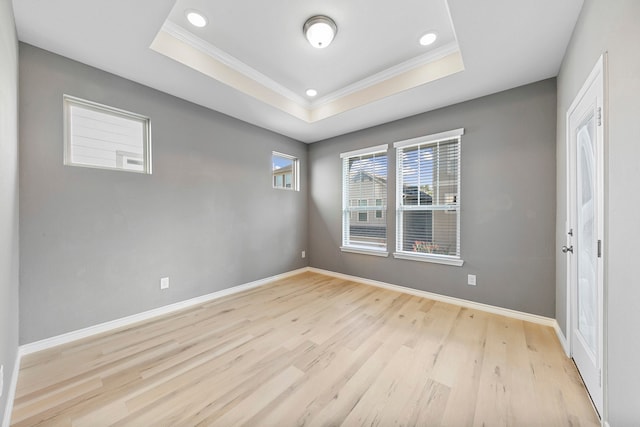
[342,147,388,250]
[397,137,460,258]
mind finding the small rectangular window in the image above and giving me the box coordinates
[272,152,299,191]
[394,128,464,266]
[358,200,368,222]
[375,199,383,218]
[341,144,388,256]
[63,95,151,174]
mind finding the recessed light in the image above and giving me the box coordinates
[306,89,318,97]
[186,10,207,28]
[419,32,437,46]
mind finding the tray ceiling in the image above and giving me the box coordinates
[13,0,583,142]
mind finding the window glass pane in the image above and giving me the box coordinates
[64,96,150,173]
[403,211,458,255]
[342,148,388,251]
[397,133,461,259]
[272,153,298,190]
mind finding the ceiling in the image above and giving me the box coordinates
[13,0,583,143]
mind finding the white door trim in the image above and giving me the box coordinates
[565,53,607,421]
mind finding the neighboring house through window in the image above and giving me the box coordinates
[272,152,299,190]
[341,144,388,256]
[394,129,464,266]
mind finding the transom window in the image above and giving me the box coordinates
[63,95,151,174]
[394,129,464,266]
[340,144,388,256]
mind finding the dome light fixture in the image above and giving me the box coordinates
[186,10,208,28]
[306,88,318,97]
[303,15,337,49]
[419,32,437,46]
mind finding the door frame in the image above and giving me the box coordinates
[564,53,607,421]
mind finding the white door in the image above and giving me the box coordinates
[566,55,605,417]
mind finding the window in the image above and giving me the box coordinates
[272,152,299,190]
[63,95,151,173]
[341,144,388,256]
[394,129,464,266]
[358,200,368,222]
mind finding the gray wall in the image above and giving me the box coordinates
[309,79,557,317]
[0,0,19,419]
[19,44,308,344]
[556,0,640,424]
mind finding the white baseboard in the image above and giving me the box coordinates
[8,266,571,424]
[2,353,21,427]
[20,268,308,356]
[18,266,564,356]
[553,322,570,357]
[308,267,558,328]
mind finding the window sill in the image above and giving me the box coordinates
[340,246,389,257]
[393,252,464,266]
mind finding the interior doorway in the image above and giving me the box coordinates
[565,54,605,417]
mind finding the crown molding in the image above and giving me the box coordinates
[311,41,460,108]
[156,21,464,123]
[162,21,309,107]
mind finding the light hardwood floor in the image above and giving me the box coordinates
[11,272,599,426]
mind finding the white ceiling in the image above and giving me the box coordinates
[166,0,458,98]
[13,0,583,143]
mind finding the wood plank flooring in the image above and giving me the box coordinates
[10,272,600,426]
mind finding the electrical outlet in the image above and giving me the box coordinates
[0,364,4,397]
[301,251,306,258]
[160,277,169,290]
[467,274,477,286]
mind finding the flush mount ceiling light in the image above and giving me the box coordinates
[305,89,318,97]
[303,15,337,49]
[419,32,438,46]
[186,10,207,28]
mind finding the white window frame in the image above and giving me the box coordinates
[340,144,389,257]
[63,95,152,174]
[394,129,464,266]
[272,151,299,191]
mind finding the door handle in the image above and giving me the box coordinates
[562,245,574,254]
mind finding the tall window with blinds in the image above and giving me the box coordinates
[394,129,464,266]
[341,144,388,255]
[63,95,151,174]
